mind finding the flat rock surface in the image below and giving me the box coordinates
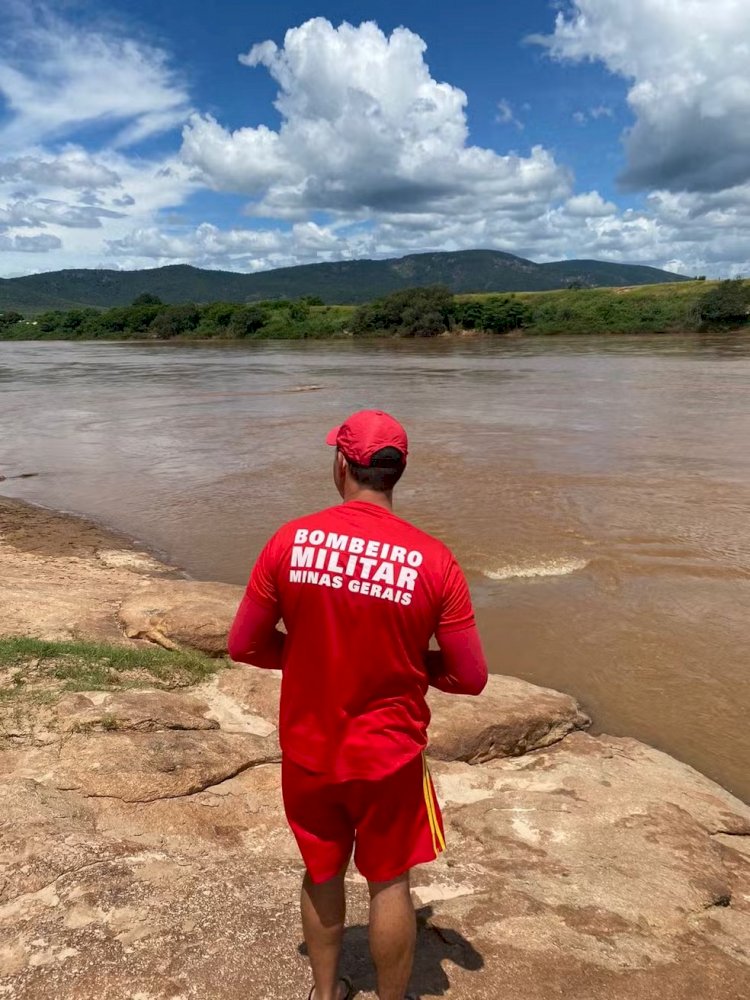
[50,729,281,802]
[425,732,750,996]
[0,498,177,642]
[427,674,591,763]
[56,689,220,733]
[1,679,749,999]
[119,580,245,655]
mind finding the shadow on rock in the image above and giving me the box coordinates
[299,906,484,997]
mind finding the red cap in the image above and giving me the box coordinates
[326,409,408,467]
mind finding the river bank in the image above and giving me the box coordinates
[1,495,749,998]
[2,279,747,341]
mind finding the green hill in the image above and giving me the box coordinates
[0,250,691,313]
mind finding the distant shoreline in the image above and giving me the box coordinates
[3,279,748,340]
[2,326,747,344]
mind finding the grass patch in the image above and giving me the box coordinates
[0,636,221,696]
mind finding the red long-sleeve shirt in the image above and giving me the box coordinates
[228,500,488,780]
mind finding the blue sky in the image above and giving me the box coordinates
[0,0,748,277]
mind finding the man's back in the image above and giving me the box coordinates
[227,409,487,1000]
[240,499,474,780]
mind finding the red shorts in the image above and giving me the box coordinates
[281,752,446,884]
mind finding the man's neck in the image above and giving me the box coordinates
[342,487,393,512]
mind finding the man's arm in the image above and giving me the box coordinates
[429,552,487,695]
[227,593,285,670]
[425,624,488,695]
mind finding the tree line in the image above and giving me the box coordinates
[0,280,748,340]
[0,294,349,341]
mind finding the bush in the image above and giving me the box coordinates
[131,293,163,306]
[697,279,750,326]
[452,296,531,333]
[352,286,453,337]
[289,301,311,322]
[0,310,23,328]
[454,300,486,330]
[148,304,200,339]
[480,296,532,333]
[228,304,268,338]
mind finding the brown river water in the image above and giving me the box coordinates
[2,336,749,799]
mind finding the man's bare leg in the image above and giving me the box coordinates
[368,872,416,1000]
[301,868,349,1000]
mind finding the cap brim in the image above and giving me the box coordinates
[325,426,340,446]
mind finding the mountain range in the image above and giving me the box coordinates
[0,250,690,312]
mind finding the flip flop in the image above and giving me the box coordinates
[306,976,354,1000]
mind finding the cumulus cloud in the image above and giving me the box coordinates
[0,198,125,229]
[107,223,287,262]
[103,178,750,278]
[1,9,748,278]
[0,149,200,273]
[0,149,121,189]
[182,19,571,220]
[0,3,191,151]
[531,0,750,193]
[104,220,371,271]
[0,233,61,252]
[564,191,617,217]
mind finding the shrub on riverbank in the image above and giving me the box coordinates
[695,279,750,326]
[455,295,533,333]
[352,285,455,336]
[351,286,533,336]
[512,284,707,335]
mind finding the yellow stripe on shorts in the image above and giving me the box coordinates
[422,754,446,855]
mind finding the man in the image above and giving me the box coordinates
[228,409,487,1000]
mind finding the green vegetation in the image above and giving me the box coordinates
[0,637,220,694]
[695,278,750,326]
[347,280,748,337]
[0,250,691,314]
[1,278,747,340]
[352,286,533,336]
[0,297,351,341]
[511,282,714,335]
[352,285,455,336]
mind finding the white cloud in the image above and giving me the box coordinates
[101,178,750,279]
[531,0,750,192]
[0,198,124,229]
[107,223,287,262]
[565,191,617,217]
[0,3,191,151]
[0,149,200,270]
[182,19,570,220]
[574,104,614,125]
[104,219,378,272]
[0,149,121,189]
[0,9,748,279]
[0,232,61,253]
[496,99,524,130]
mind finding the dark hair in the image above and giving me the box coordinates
[345,446,405,493]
